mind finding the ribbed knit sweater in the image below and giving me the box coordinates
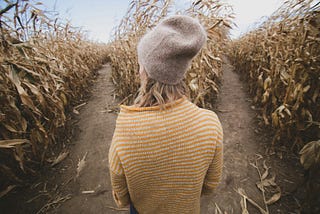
[108,97,223,214]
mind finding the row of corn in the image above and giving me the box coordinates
[0,1,109,194]
[109,0,233,109]
[229,2,320,210]
[229,0,319,150]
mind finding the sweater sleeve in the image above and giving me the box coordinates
[202,118,223,195]
[108,134,130,207]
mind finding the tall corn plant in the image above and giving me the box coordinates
[110,0,172,104]
[109,0,233,109]
[185,0,233,108]
[0,0,109,194]
[229,0,320,149]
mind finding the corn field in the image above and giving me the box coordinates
[1,0,319,211]
[229,0,320,150]
[109,0,233,109]
[0,1,109,193]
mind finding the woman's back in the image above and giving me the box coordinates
[108,15,223,214]
[109,97,223,214]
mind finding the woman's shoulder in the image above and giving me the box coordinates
[200,107,218,116]
[192,104,218,117]
[194,107,221,128]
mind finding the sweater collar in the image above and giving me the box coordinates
[120,97,187,112]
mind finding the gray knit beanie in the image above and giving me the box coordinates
[137,15,207,85]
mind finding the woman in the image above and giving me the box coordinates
[109,15,223,214]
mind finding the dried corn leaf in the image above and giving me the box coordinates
[236,188,268,214]
[299,140,320,170]
[0,139,30,149]
[0,185,16,199]
[76,152,88,178]
[50,151,69,167]
[266,191,281,205]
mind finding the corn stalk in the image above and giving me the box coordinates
[0,0,109,194]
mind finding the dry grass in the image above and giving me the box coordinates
[229,0,320,150]
[229,1,319,211]
[109,0,233,109]
[0,1,109,195]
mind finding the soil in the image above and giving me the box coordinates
[0,63,305,214]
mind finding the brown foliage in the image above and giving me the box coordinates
[229,0,320,150]
[0,1,109,193]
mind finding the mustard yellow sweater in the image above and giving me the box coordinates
[108,97,223,214]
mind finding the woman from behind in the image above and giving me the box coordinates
[109,15,223,214]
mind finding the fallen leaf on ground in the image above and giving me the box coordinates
[0,139,30,148]
[106,205,128,211]
[0,185,16,198]
[256,175,277,191]
[73,109,80,115]
[214,203,224,214]
[74,102,87,109]
[36,194,72,214]
[299,140,320,170]
[76,152,87,178]
[239,189,249,214]
[51,151,69,167]
[266,191,281,205]
[236,188,268,214]
[261,160,270,180]
[82,190,95,194]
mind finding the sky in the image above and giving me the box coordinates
[3,0,283,43]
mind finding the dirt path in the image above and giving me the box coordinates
[200,62,264,213]
[1,63,304,213]
[201,63,303,213]
[45,64,120,213]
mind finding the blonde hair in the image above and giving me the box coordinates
[134,77,188,108]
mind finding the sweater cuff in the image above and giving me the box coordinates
[112,190,130,208]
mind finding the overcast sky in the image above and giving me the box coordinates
[37,0,282,42]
